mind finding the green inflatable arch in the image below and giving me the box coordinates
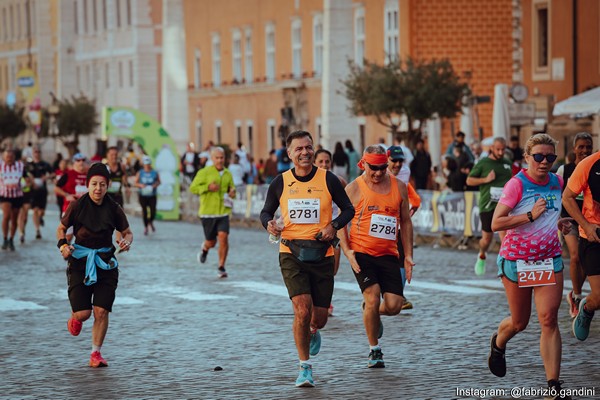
[102,106,180,220]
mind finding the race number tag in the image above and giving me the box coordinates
[3,176,19,189]
[369,214,397,241]
[140,186,154,196]
[34,178,44,187]
[288,199,320,224]
[490,186,503,202]
[75,184,88,196]
[109,181,122,192]
[516,258,556,288]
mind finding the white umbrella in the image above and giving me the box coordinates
[552,86,600,116]
[427,116,442,168]
[460,105,474,144]
[492,84,511,139]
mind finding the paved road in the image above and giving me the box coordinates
[1,210,599,399]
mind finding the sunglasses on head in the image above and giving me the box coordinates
[530,153,557,163]
[366,162,388,171]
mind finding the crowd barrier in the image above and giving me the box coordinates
[181,185,484,238]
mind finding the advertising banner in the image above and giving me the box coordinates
[102,106,181,220]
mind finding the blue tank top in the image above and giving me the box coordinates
[139,170,158,197]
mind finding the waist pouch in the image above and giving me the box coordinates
[281,239,330,263]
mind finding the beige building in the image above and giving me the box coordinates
[0,0,192,155]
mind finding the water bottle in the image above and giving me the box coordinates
[268,216,285,244]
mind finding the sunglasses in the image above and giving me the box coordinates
[530,153,557,163]
[366,162,388,171]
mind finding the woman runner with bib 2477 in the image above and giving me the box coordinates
[487,134,574,400]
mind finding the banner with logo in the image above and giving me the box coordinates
[16,67,41,131]
[102,106,181,220]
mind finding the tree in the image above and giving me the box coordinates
[39,94,100,155]
[0,102,27,142]
[342,57,469,146]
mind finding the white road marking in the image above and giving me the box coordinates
[114,296,145,305]
[175,293,236,301]
[409,280,499,294]
[0,298,47,311]
[226,281,289,297]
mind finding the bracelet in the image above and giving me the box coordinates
[527,211,535,223]
[57,238,68,249]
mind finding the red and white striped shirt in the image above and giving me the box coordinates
[0,160,25,198]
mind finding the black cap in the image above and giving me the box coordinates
[86,162,110,185]
[387,145,405,161]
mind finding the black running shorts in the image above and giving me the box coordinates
[479,210,494,233]
[201,216,230,241]
[279,252,334,308]
[353,252,404,296]
[66,258,119,312]
[0,196,24,209]
[579,238,600,276]
[31,189,48,209]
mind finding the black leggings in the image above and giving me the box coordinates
[139,195,157,227]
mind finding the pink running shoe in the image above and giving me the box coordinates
[89,351,108,368]
[67,318,82,336]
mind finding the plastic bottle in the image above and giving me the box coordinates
[268,216,285,244]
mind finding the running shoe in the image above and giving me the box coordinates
[368,348,385,368]
[67,318,82,336]
[35,230,42,240]
[217,266,228,278]
[198,248,208,264]
[402,299,413,310]
[572,298,594,341]
[309,330,321,356]
[361,300,383,339]
[544,380,572,400]
[295,364,315,387]
[144,227,148,236]
[20,235,25,244]
[89,351,108,368]
[488,332,506,377]
[1,239,7,250]
[565,290,581,318]
[474,256,486,276]
[8,238,15,251]
[150,222,155,232]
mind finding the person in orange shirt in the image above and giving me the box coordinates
[260,131,354,387]
[386,146,420,311]
[563,150,600,341]
[338,144,415,368]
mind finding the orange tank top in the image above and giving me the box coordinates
[349,175,402,257]
[279,168,334,256]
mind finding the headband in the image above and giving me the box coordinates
[357,153,388,170]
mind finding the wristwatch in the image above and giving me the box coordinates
[527,211,535,223]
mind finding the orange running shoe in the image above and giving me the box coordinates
[67,318,82,336]
[89,351,108,368]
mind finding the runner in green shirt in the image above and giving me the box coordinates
[467,137,513,275]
